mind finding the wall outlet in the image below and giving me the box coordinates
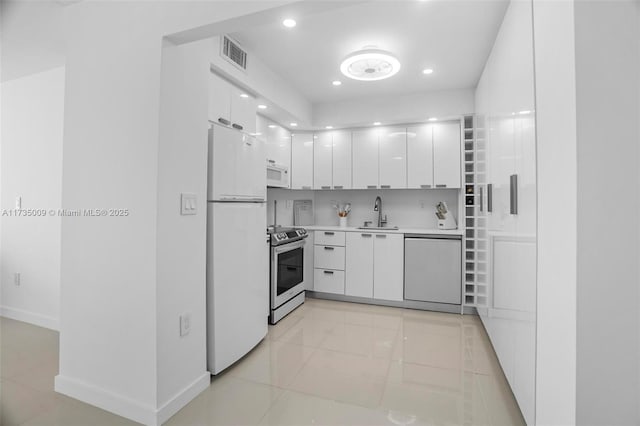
[179,313,191,337]
[14,272,20,286]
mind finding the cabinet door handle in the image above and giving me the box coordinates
[420,184,432,189]
[361,233,372,237]
[380,185,391,189]
[376,234,387,238]
[436,184,447,188]
[232,123,243,130]
[286,266,297,271]
[367,185,377,189]
[333,185,343,189]
[324,246,334,251]
[510,174,518,215]
[487,184,493,213]
[479,187,484,213]
[323,270,334,275]
[324,232,335,236]
[321,186,331,190]
[218,118,231,126]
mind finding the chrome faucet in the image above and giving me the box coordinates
[373,196,387,227]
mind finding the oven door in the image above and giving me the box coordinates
[271,239,305,309]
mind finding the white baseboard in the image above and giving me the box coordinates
[156,372,210,424]
[55,375,158,425]
[55,372,210,426]
[0,305,59,331]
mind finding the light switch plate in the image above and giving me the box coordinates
[181,193,197,215]
[15,196,21,209]
[180,313,191,337]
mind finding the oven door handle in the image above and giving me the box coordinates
[272,239,306,254]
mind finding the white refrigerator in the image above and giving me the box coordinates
[207,124,268,375]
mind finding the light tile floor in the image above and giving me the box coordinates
[1,298,525,425]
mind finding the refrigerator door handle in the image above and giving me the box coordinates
[487,184,493,213]
[510,174,518,215]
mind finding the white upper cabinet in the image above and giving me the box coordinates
[260,116,291,171]
[209,73,256,134]
[332,130,352,189]
[291,133,313,190]
[209,73,232,125]
[314,132,333,189]
[378,126,407,189]
[352,128,379,189]
[229,85,257,134]
[433,121,461,188]
[407,124,434,188]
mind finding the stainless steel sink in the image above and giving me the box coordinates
[356,226,399,231]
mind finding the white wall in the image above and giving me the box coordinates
[55,2,296,425]
[267,188,459,229]
[0,67,65,330]
[155,38,211,415]
[573,1,639,424]
[531,1,577,424]
[312,88,474,129]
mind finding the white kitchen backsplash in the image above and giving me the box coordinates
[267,188,459,229]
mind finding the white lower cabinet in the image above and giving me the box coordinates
[314,269,345,294]
[372,233,404,301]
[345,233,374,297]
[303,233,314,291]
[342,232,404,301]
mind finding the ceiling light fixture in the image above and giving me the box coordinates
[240,93,249,98]
[422,68,434,75]
[257,104,267,110]
[340,48,401,81]
[332,80,342,86]
[326,126,333,129]
[282,18,297,28]
[428,117,438,121]
[373,122,381,126]
[268,125,277,129]
[290,122,298,127]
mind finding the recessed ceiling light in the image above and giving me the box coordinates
[290,122,298,127]
[422,68,434,75]
[332,80,342,86]
[257,104,267,110]
[373,122,381,126]
[519,110,531,115]
[282,18,296,28]
[240,93,249,98]
[428,117,438,121]
[325,126,333,129]
[268,124,277,129]
[340,48,401,81]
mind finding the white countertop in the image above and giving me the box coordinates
[304,225,464,236]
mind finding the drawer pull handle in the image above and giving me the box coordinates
[420,184,432,189]
[381,185,391,189]
[218,118,231,126]
[321,186,331,189]
[323,270,334,275]
[333,185,343,189]
[362,234,372,237]
[232,123,243,130]
[436,184,447,188]
[367,185,377,189]
[324,232,335,236]
[324,246,334,251]
[376,234,387,238]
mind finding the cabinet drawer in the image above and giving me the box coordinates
[315,231,346,246]
[313,269,345,295]
[314,245,345,270]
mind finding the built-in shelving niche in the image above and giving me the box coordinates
[462,115,488,309]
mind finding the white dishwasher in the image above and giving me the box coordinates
[404,234,462,305]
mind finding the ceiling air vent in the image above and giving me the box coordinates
[221,36,247,71]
